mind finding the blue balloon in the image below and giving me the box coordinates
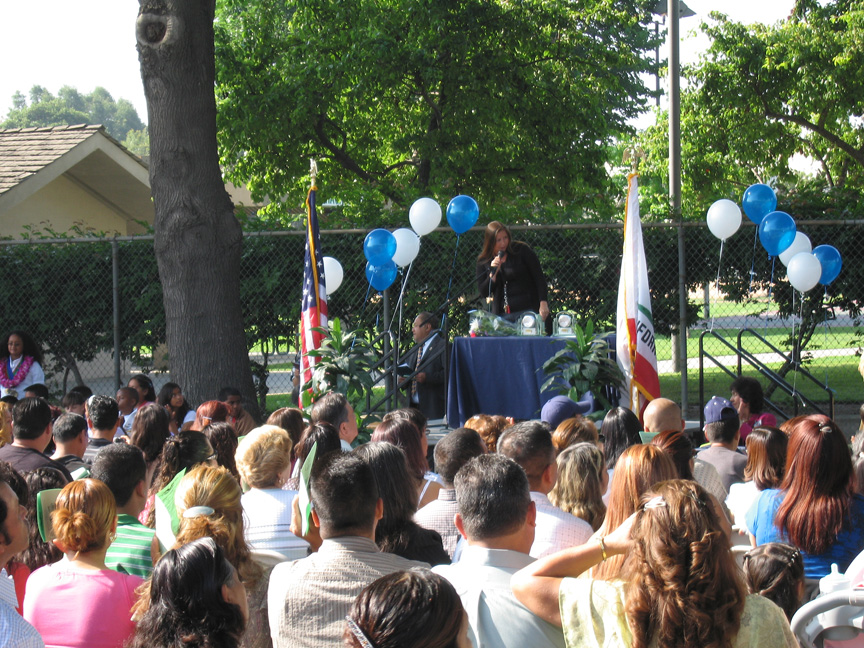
[758,211,796,256]
[363,229,397,266]
[446,195,479,234]
[365,260,398,291]
[812,244,842,286]
[742,184,777,225]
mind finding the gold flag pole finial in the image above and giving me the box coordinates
[622,146,644,174]
[309,159,318,186]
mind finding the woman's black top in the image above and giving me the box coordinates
[476,240,548,315]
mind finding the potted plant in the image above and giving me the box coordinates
[540,320,625,415]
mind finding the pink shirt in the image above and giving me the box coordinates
[23,561,142,648]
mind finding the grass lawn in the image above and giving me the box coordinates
[659,358,861,408]
[654,326,860,362]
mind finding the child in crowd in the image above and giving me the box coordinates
[743,543,805,621]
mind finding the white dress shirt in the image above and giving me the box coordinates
[529,491,593,558]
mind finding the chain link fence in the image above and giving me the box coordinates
[1,219,860,420]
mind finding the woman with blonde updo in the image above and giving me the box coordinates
[177,465,270,648]
[549,442,607,531]
[23,479,142,648]
[236,425,309,560]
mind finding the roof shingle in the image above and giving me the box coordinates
[0,124,104,195]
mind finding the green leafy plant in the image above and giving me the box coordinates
[540,320,625,412]
[300,317,377,408]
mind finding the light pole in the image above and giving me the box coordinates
[653,0,695,414]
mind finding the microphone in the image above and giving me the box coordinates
[489,251,505,279]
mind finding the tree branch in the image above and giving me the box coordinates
[765,109,864,168]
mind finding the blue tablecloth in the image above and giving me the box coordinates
[446,336,568,427]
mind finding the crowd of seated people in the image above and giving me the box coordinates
[3,371,864,648]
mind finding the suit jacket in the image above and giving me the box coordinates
[405,332,447,420]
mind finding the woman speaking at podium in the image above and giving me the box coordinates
[476,221,550,331]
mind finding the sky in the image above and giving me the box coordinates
[0,0,796,128]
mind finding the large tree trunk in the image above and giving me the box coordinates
[136,0,259,419]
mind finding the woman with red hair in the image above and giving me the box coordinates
[191,400,229,432]
[747,415,864,578]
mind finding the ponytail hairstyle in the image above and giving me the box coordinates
[742,543,804,620]
[51,479,116,554]
[174,465,261,585]
[203,422,240,482]
[146,430,212,528]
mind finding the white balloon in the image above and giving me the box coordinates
[409,197,442,236]
[778,232,812,266]
[706,199,742,241]
[787,252,822,292]
[391,228,420,267]
[322,256,343,295]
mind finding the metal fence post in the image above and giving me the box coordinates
[111,238,121,391]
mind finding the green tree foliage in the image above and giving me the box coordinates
[214,0,658,225]
[632,0,864,385]
[1,85,146,144]
[637,0,864,217]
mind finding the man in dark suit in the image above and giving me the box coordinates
[404,312,447,420]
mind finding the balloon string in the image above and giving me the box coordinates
[442,234,461,327]
[390,261,414,334]
[709,240,724,333]
[765,255,775,336]
[748,227,759,298]
[792,291,804,402]
[823,286,829,386]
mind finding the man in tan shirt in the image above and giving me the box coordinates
[268,452,426,648]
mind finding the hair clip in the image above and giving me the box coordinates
[785,547,801,566]
[686,491,708,509]
[345,616,375,648]
[819,424,834,435]
[182,505,215,518]
[643,495,667,509]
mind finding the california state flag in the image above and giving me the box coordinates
[616,174,660,418]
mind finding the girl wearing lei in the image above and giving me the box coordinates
[0,330,45,399]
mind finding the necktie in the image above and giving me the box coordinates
[412,343,425,397]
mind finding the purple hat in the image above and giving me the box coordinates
[541,395,593,430]
[703,396,738,427]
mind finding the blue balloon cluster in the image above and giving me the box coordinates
[364,229,397,266]
[742,184,777,225]
[446,195,479,234]
[758,211,796,256]
[362,229,398,291]
[362,194,481,293]
[813,245,842,286]
[715,184,845,288]
[365,261,398,291]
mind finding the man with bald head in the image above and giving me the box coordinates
[642,398,684,436]
[641,398,728,504]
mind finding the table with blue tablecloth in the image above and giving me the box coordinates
[446,336,568,427]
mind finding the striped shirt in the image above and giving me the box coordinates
[0,569,44,648]
[105,514,155,577]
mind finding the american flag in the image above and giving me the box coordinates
[299,185,328,401]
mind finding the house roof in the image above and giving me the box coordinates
[0,124,153,225]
